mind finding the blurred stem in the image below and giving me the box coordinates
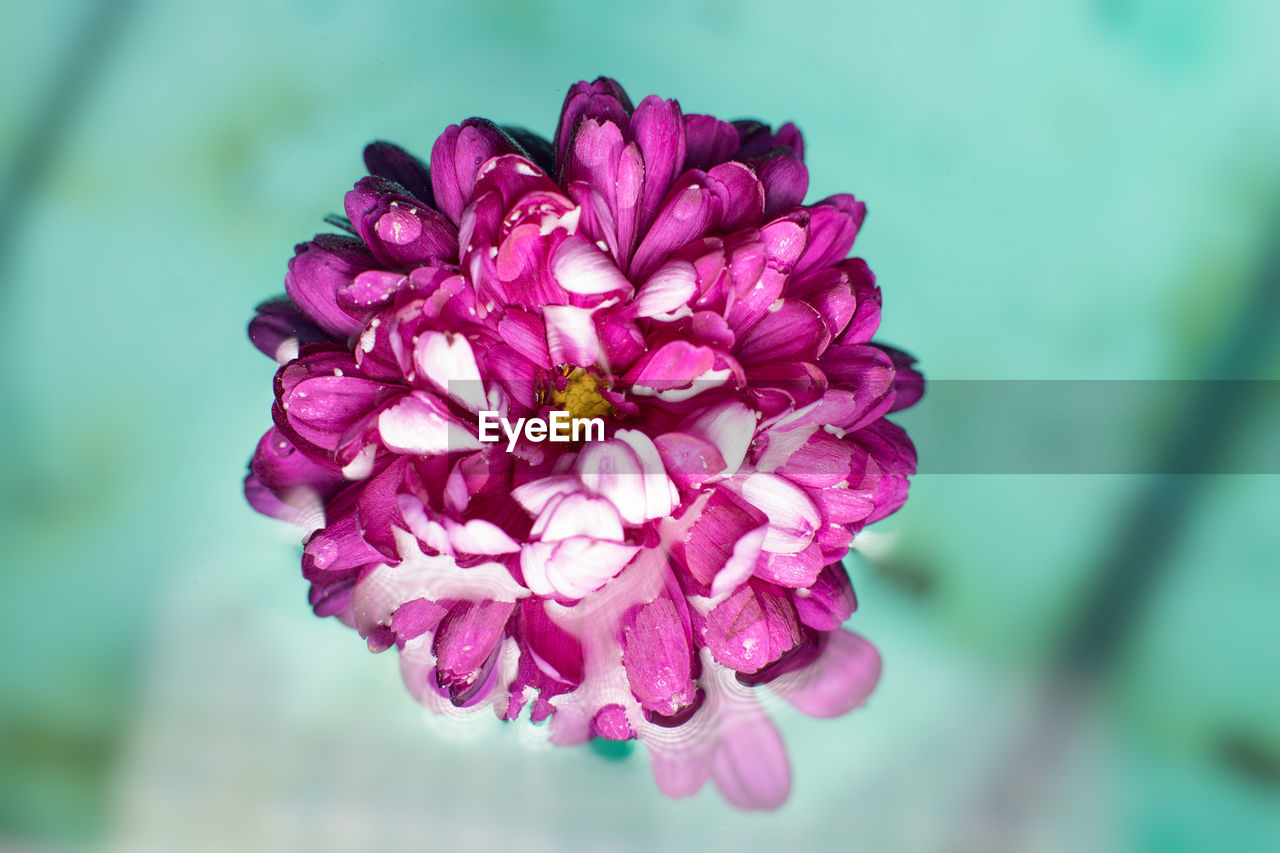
[958,206,1280,852]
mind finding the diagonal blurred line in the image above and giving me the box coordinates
[956,209,1280,852]
[0,0,137,287]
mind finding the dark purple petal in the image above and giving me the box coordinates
[734,120,804,160]
[363,141,433,204]
[875,343,925,412]
[344,176,457,268]
[249,299,331,362]
[500,126,556,175]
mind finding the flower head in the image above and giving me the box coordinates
[246,77,922,809]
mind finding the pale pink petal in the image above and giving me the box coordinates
[738,471,820,554]
[445,518,521,555]
[768,630,881,718]
[413,331,488,412]
[377,391,482,455]
[632,260,697,319]
[551,234,633,295]
[678,400,755,479]
[543,304,603,366]
[531,492,624,542]
[711,712,791,810]
[612,429,677,521]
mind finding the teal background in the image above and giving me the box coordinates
[3,0,1278,850]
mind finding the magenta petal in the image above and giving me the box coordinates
[755,540,824,588]
[250,426,344,497]
[244,473,306,525]
[794,563,857,631]
[769,629,881,718]
[629,174,719,281]
[430,119,516,224]
[654,431,726,491]
[625,340,715,391]
[676,399,755,477]
[553,78,634,176]
[344,176,457,269]
[622,597,697,717]
[303,507,385,578]
[284,235,375,338]
[792,194,866,278]
[391,597,449,645]
[841,258,882,343]
[752,153,809,218]
[809,481,876,526]
[377,391,481,455]
[739,472,821,554]
[355,457,408,559]
[787,267,857,339]
[676,487,767,588]
[433,599,515,705]
[519,598,583,684]
[711,712,791,810]
[632,260,697,319]
[706,161,765,232]
[282,373,386,452]
[497,308,552,367]
[702,581,803,673]
[773,431,856,488]
[683,114,740,170]
[630,95,687,229]
[736,298,828,365]
[818,345,898,431]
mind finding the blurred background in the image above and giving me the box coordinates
[2,0,1277,850]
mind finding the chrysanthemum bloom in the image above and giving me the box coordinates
[245,78,922,809]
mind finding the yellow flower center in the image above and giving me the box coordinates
[549,367,614,421]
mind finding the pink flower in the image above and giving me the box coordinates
[245,78,922,809]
